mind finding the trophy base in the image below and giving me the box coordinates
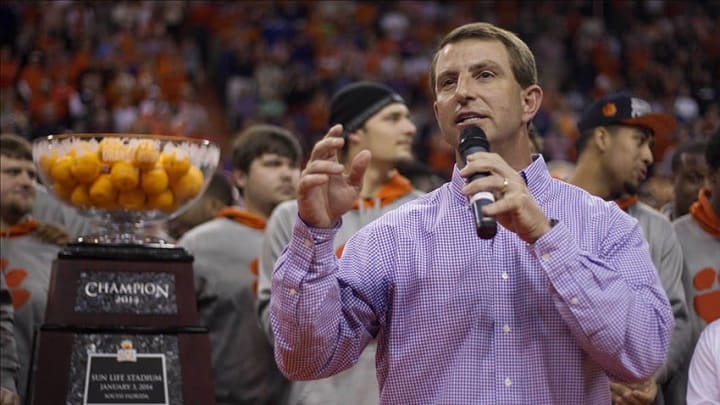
[30,326,214,405]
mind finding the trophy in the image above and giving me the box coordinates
[29,134,219,405]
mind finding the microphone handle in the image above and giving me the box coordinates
[470,192,497,239]
[462,144,497,239]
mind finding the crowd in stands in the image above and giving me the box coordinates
[2,3,720,404]
[1,1,718,185]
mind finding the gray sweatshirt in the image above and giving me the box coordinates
[179,216,287,405]
[1,273,19,395]
[626,201,691,405]
[0,229,60,403]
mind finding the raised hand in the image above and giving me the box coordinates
[297,124,371,228]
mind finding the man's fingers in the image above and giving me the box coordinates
[308,135,345,161]
[297,174,331,192]
[627,389,655,404]
[459,151,507,176]
[303,159,345,174]
[461,174,508,198]
[609,382,624,393]
[347,150,371,188]
[325,124,344,138]
[620,393,646,405]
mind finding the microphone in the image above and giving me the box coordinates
[458,126,497,239]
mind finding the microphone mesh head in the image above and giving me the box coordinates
[458,126,489,156]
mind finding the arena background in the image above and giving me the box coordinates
[1,0,718,205]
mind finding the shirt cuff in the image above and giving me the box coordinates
[529,220,583,298]
[274,216,341,326]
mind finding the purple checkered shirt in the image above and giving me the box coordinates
[271,156,673,404]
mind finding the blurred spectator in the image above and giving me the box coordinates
[0,274,20,405]
[0,134,68,404]
[662,139,708,220]
[686,319,720,404]
[168,171,233,241]
[546,159,576,181]
[178,124,302,405]
[395,161,445,192]
[3,0,718,175]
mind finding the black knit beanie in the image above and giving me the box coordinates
[329,81,405,133]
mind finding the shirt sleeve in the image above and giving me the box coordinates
[257,202,296,344]
[687,321,720,404]
[270,217,380,380]
[531,211,675,382]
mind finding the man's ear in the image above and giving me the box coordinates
[232,169,246,190]
[521,84,543,124]
[592,127,612,153]
[346,128,364,147]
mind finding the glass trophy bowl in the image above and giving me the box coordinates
[33,133,220,246]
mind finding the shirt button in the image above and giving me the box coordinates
[304,238,312,248]
[501,272,508,280]
[504,377,512,387]
[541,253,550,262]
[570,297,579,305]
[503,324,511,333]
[289,288,297,296]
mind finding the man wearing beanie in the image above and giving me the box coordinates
[569,93,690,405]
[256,81,422,405]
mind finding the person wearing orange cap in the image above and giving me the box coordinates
[256,81,422,405]
[569,93,690,405]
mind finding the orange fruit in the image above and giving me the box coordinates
[49,156,76,186]
[71,152,102,183]
[141,166,169,195]
[99,138,129,163]
[70,184,92,208]
[161,150,191,179]
[52,182,73,201]
[133,140,160,170]
[89,174,117,205]
[118,189,146,210]
[147,189,175,212]
[39,151,58,179]
[110,161,140,191]
[170,166,204,201]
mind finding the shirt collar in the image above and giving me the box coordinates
[450,154,552,205]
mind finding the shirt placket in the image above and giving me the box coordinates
[494,242,521,403]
